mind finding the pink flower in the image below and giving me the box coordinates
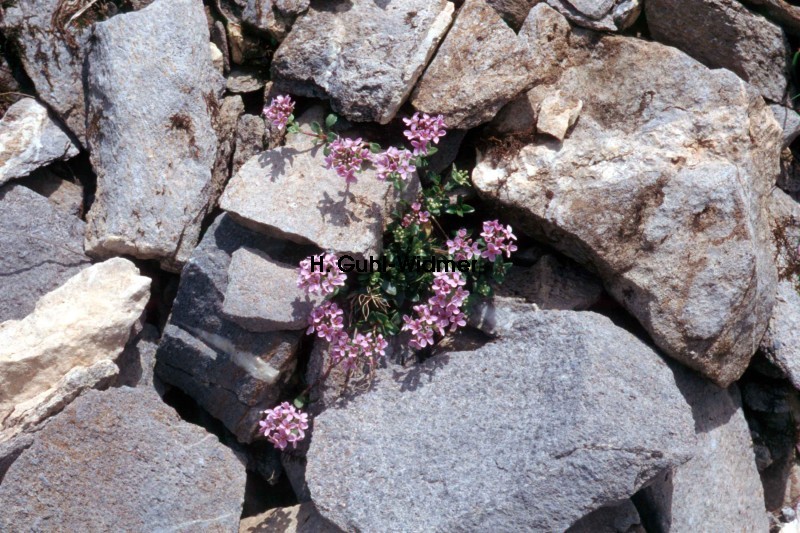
[259,402,309,450]
[480,220,518,262]
[446,228,480,261]
[263,95,295,130]
[374,147,415,182]
[401,201,431,228]
[307,301,345,341]
[329,330,387,372]
[297,254,347,296]
[402,112,446,155]
[325,137,370,183]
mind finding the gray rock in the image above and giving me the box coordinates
[227,68,267,93]
[474,19,780,387]
[761,282,800,390]
[306,310,698,531]
[546,0,641,31]
[0,55,23,117]
[240,502,340,532]
[646,0,789,102]
[84,0,225,272]
[486,0,540,29]
[231,0,309,40]
[116,324,162,392]
[0,387,246,531]
[223,247,321,331]
[0,184,90,322]
[566,500,644,532]
[637,383,767,532]
[212,20,232,74]
[19,169,84,217]
[772,105,800,147]
[0,99,79,184]
[272,0,455,124]
[155,214,303,443]
[211,95,245,209]
[233,114,267,175]
[220,113,418,256]
[411,0,542,129]
[0,0,92,142]
[0,434,33,484]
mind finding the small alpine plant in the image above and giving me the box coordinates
[258,96,518,449]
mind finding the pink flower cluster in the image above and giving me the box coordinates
[259,402,309,450]
[401,201,431,228]
[297,254,347,296]
[402,271,469,349]
[480,220,518,262]
[403,112,446,155]
[263,95,295,130]
[330,330,388,372]
[375,147,415,182]
[325,137,370,184]
[446,228,480,261]
[307,301,345,342]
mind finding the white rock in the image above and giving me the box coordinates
[536,91,582,141]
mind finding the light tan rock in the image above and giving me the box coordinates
[240,502,341,532]
[536,91,582,140]
[0,258,151,420]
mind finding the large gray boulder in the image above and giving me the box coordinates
[473,17,780,387]
[271,0,454,124]
[0,0,92,142]
[0,387,246,531]
[0,184,91,322]
[155,214,303,443]
[646,0,789,102]
[0,99,79,185]
[637,383,767,531]
[84,0,225,272]
[306,310,698,531]
[546,0,641,31]
[411,1,567,129]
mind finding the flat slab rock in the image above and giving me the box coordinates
[84,0,225,272]
[306,310,698,532]
[220,138,418,257]
[155,214,304,443]
[0,387,246,531]
[474,16,780,387]
[646,0,789,102]
[0,184,90,322]
[0,99,78,185]
[272,0,454,124]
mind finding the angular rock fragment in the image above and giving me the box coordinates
[474,17,780,386]
[0,258,150,423]
[0,388,246,531]
[0,184,91,322]
[272,0,455,123]
[84,0,225,271]
[230,0,309,40]
[772,105,800,147]
[233,114,268,175]
[567,500,644,533]
[536,91,582,141]
[486,0,539,29]
[0,99,79,185]
[546,0,641,31]
[0,0,93,141]
[306,310,698,531]
[646,0,789,102]
[240,502,340,532]
[155,215,303,442]
[223,247,320,331]
[19,169,84,217]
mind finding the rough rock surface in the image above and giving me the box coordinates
[0,184,91,322]
[474,21,780,386]
[231,0,309,40]
[0,258,150,422]
[233,114,268,175]
[646,0,789,102]
[223,247,320,331]
[240,503,340,532]
[210,95,245,208]
[306,310,698,531]
[116,324,162,391]
[761,282,800,390]
[155,214,303,442]
[486,0,539,28]
[536,91,583,141]
[412,0,540,129]
[272,0,455,124]
[772,105,800,147]
[84,0,225,271]
[0,99,79,184]
[547,0,641,31]
[0,387,246,531]
[221,108,418,255]
[19,170,84,217]
[0,0,92,141]
[637,383,767,532]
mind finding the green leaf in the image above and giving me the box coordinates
[426,146,439,156]
[369,142,383,154]
[293,396,307,409]
[325,113,338,128]
[323,145,331,157]
[326,132,337,142]
[310,121,322,134]
[381,280,397,296]
[460,203,475,214]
